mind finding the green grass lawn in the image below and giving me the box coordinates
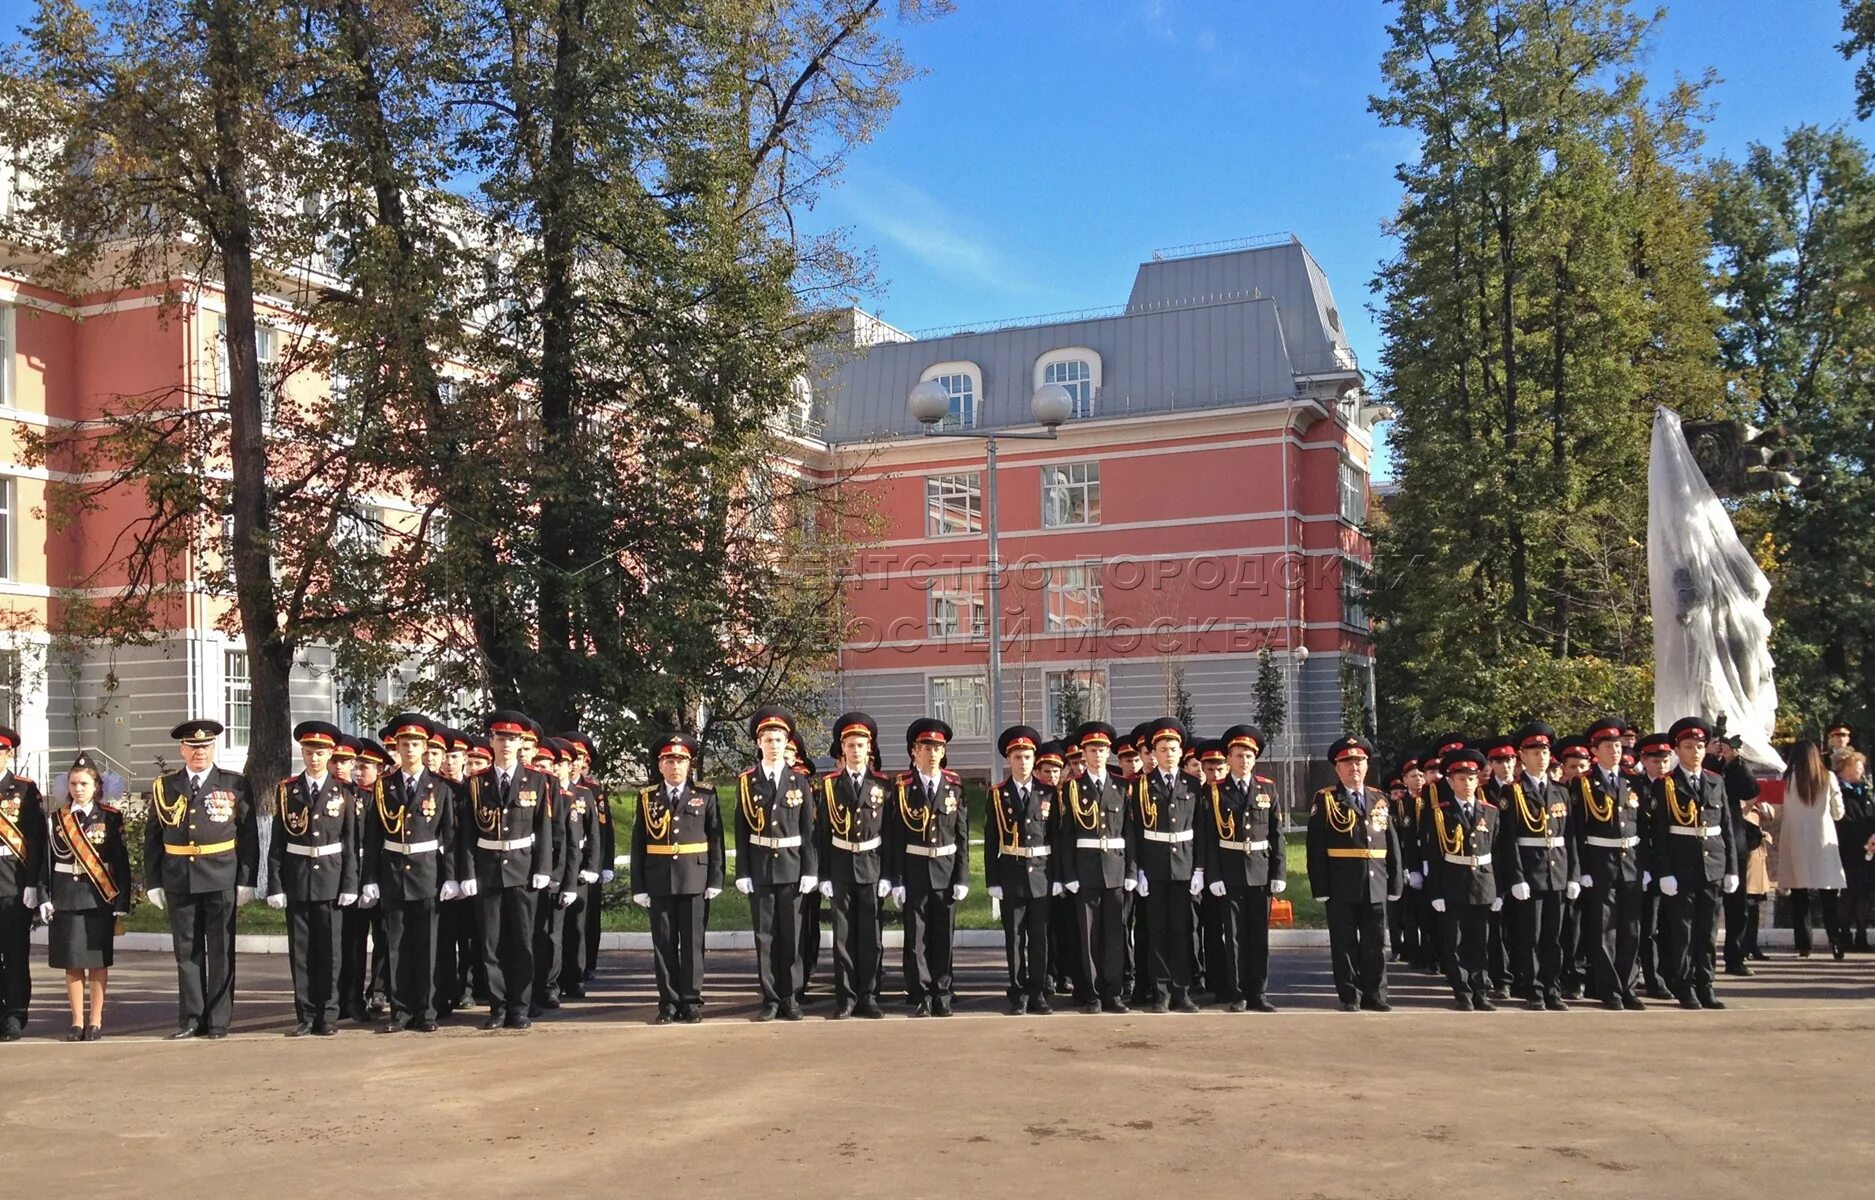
[125,784,1326,934]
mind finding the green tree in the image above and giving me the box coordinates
[1250,643,1287,743]
[1845,0,1875,120]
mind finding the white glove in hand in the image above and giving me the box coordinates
[632,892,651,907]
[735,878,754,895]
[1407,870,1424,890]
[1318,895,1330,903]
[1188,870,1206,897]
[798,875,818,895]
[459,878,479,899]
[579,870,599,884]
[950,883,969,903]
[1490,897,1503,912]
[439,880,461,902]
[1051,882,1064,897]
[1270,879,1287,895]
[890,885,907,906]
[338,893,358,908]
[359,883,379,908]
[1123,876,1137,893]
[704,887,722,901]
[1065,880,1080,894]
[818,880,834,899]
[530,874,550,891]
[876,879,893,899]
[38,900,55,923]
[1580,873,1595,890]
[266,893,287,910]
[1565,881,1581,900]
[1643,871,1653,889]
[988,886,1004,901]
[21,887,40,908]
[1723,874,1740,894]
[1510,881,1532,902]
[600,869,616,883]
[1659,875,1679,897]
[236,886,256,905]
[1431,898,1446,913]
[1208,880,1226,897]
[558,890,577,908]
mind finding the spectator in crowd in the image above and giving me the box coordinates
[1835,750,1872,953]
[1776,741,1847,960]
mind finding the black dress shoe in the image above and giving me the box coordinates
[1007,996,1028,1016]
[653,1010,675,1025]
[506,1015,533,1030]
[756,1003,779,1022]
[1833,945,1846,961]
[932,998,953,1017]
[1248,998,1277,1013]
[781,1003,805,1021]
[1621,993,1647,1011]
[365,1001,388,1019]
[1359,997,1392,1013]
[854,1003,885,1020]
[166,1027,197,1041]
[1451,996,1474,1012]
[1487,986,1509,1001]
[1695,990,1726,1010]
[345,1005,369,1024]
[679,1007,702,1024]
[290,1021,313,1037]
[829,1004,853,1020]
[204,1029,228,1040]
[1543,994,1569,1012]
[1079,1001,1102,1015]
[1171,997,1200,1014]
[1748,950,1771,961]
[1646,984,1675,1000]
[1676,991,1702,1010]
[382,1020,406,1033]
[1147,1000,1170,1014]
[1723,964,1754,977]
[481,1014,506,1031]
[1338,1001,1361,1012]
[1101,998,1129,1014]
[1472,994,1497,1011]
[1560,985,1584,1001]
[561,985,586,1000]
[1601,995,1625,1011]
[583,967,598,984]
[66,1026,85,1042]
[1224,1000,1248,1013]
[527,1003,544,1018]
[539,994,561,1011]
[85,1025,104,1041]
[314,1025,336,1037]
[1029,996,1053,1015]
[1525,996,1547,1011]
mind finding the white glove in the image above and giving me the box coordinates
[1510,881,1532,901]
[876,879,892,899]
[798,875,818,895]
[600,869,616,883]
[557,890,577,908]
[1432,898,1447,913]
[1659,875,1679,897]
[338,893,358,908]
[579,870,599,884]
[1270,879,1287,894]
[1051,882,1064,897]
[1643,870,1653,889]
[1208,880,1226,897]
[360,883,380,908]
[439,880,461,902]
[633,892,651,907]
[890,885,907,906]
[267,893,287,910]
[38,900,55,923]
[735,878,754,895]
[1188,870,1206,897]
[1318,895,1330,903]
[1407,870,1424,890]
[530,874,550,891]
[949,883,968,903]
[459,878,480,899]
[1136,872,1151,897]
[705,886,722,900]
[21,887,40,908]
[1490,897,1503,912]
[1123,876,1137,893]
[1065,880,1080,894]
[145,887,166,911]
[818,880,833,898]
[1580,873,1595,890]
[988,886,1004,901]
[1723,873,1740,894]
[236,886,256,905]
[1565,881,1581,900]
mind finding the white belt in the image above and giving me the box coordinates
[1141,829,1194,844]
[53,861,85,875]
[904,844,957,858]
[287,843,345,858]
[1515,837,1562,849]
[1444,852,1492,867]
[999,845,1051,858]
[383,839,439,854]
[0,844,13,858]
[832,836,881,853]
[1074,837,1126,852]
[1585,835,1639,849]
[477,836,535,852]
[1217,839,1271,852]
[1668,825,1722,839]
[750,834,802,849]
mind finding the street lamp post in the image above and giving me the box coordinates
[910,381,1075,749]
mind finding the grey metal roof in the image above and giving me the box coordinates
[808,236,1357,444]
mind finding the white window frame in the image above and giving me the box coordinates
[927,571,986,639]
[1045,563,1103,632]
[1339,457,1367,526]
[0,305,15,409]
[1342,555,1371,631]
[1041,461,1101,529]
[929,673,989,739]
[1034,347,1100,419]
[919,361,981,431]
[0,476,13,582]
[925,472,982,538]
[1044,668,1109,737]
[0,647,20,728]
[223,649,252,749]
[216,316,281,426]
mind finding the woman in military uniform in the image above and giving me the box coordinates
[43,754,132,1041]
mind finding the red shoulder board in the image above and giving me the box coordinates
[1480,797,1498,809]
[100,801,121,814]
[1254,774,1274,785]
[940,769,961,782]
[868,769,891,782]
[739,765,759,777]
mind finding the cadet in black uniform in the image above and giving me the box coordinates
[338,737,392,1022]
[1422,747,1501,1009]
[1034,741,1077,1000]
[986,725,1059,1015]
[359,713,457,1032]
[1497,722,1580,1010]
[431,727,478,1019]
[789,729,826,1004]
[522,729,573,1015]
[1652,717,1740,1009]
[814,712,891,1019]
[1391,753,1424,965]
[145,719,259,1039]
[43,753,132,1040]
[558,731,605,998]
[264,721,360,1036]
[1572,717,1648,1009]
[1129,719,1201,1013]
[1058,721,1132,1013]
[887,718,969,1016]
[460,711,556,1030]
[1197,723,1285,1013]
[735,706,818,1021]
[1306,734,1402,1011]
[0,724,46,1040]
[1633,730,1676,999]
[631,733,724,1023]
[1117,725,1151,1005]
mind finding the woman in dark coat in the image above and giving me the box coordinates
[41,754,132,1040]
[1836,751,1874,952]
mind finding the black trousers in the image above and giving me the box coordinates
[1844,877,1871,945]
[167,888,236,1034]
[1196,891,1221,992]
[533,886,565,1002]
[1640,887,1664,988]
[902,886,955,1002]
[1438,903,1492,999]
[1076,886,1126,1001]
[1129,890,1153,1001]
[558,891,588,991]
[1487,905,1510,987]
[751,883,802,1005]
[1662,880,1720,992]
[433,898,475,1011]
[337,906,369,1014]
[0,897,30,1030]
[1141,886,1193,1003]
[382,894,437,1023]
[1325,898,1387,1004]
[1584,880,1643,999]
[581,880,605,977]
[1050,889,1081,992]
[1558,893,1585,988]
[286,900,341,1027]
[1414,889,1441,966]
[1209,885,1272,1003]
[1788,888,1842,955]
[1509,890,1566,996]
[798,889,824,997]
[828,882,880,1006]
[649,893,706,1010]
[478,885,537,1015]
[999,892,1050,1001]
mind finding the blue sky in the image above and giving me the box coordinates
[802,0,1865,475]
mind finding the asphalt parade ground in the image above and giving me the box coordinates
[7,947,1873,1199]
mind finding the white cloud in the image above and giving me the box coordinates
[834,168,1042,298]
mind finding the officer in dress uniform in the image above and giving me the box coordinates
[735,706,818,1021]
[1129,718,1202,1013]
[265,721,360,1036]
[1554,737,1594,998]
[1480,734,1519,997]
[1421,747,1501,1010]
[1306,734,1402,1012]
[987,725,1060,1015]
[1497,722,1581,1010]
[1652,717,1740,1010]
[1197,724,1286,1013]
[887,718,969,1017]
[0,724,46,1040]
[543,737,596,1003]
[1057,721,1133,1013]
[558,732,606,997]
[338,737,393,1022]
[631,733,724,1024]
[1391,753,1424,965]
[521,727,573,1015]
[461,710,556,1030]
[1414,734,1469,971]
[145,719,259,1039]
[1572,717,1648,1010]
[1119,722,1155,1006]
[814,712,891,1019]
[359,713,457,1032]
[432,727,477,1019]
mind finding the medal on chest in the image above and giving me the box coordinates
[85,821,108,846]
[204,790,235,823]
[419,790,436,820]
[1368,797,1388,832]
[0,797,17,821]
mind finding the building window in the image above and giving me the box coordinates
[919,361,980,430]
[1035,348,1101,419]
[216,317,281,425]
[925,472,982,537]
[1342,556,1371,631]
[0,476,12,581]
[1042,462,1100,528]
[929,674,988,739]
[1046,564,1103,632]
[0,648,20,727]
[928,572,986,639]
[1339,457,1367,525]
[334,502,382,555]
[1045,668,1108,737]
[224,650,252,748]
[0,305,14,408]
